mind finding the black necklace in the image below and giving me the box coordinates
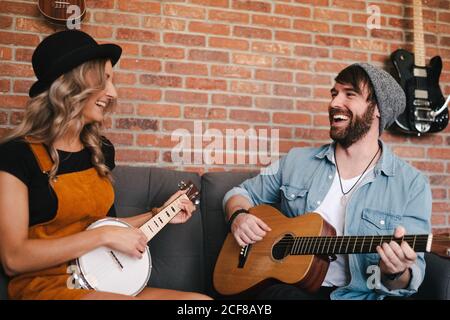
[334,145,380,206]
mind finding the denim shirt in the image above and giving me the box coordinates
[223,140,432,300]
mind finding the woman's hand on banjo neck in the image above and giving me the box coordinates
[99,189,197,259]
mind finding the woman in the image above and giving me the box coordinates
[0,30,209,300]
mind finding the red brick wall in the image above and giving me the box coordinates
[0,0,449,231]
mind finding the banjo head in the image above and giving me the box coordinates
[76,218,152,296]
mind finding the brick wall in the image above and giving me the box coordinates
[0,0,449,231]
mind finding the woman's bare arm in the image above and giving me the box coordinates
[0,172,117,276]
[120,212,153,228]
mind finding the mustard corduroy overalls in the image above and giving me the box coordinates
[8,141,114,300]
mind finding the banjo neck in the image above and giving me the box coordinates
[139,193,190,242]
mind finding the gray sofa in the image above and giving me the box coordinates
[1,166,449,299]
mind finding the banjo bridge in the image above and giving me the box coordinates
[109,251,124,270]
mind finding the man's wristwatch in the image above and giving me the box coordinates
[227,208,249,232]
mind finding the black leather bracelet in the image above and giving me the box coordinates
[385,267,409,281]
[227,208,249,232]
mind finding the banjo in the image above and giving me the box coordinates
[69,181,200,296]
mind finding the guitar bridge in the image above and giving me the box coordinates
[110,251,124,271]
[412,105,435,133]
[414,107,434,122]
[238,244,251,268]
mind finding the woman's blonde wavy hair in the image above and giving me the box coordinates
[1,58,115,183]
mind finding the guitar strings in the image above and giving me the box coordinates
[271,238,446,251]
[257,236,435,254]
[273,235,431,242]
[273,240,432,246]
[274,240,434,254]
[272,239,443,246]
[274,236,430,244]
[263,237,440,254]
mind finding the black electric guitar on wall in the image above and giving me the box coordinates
[390,0,448,135]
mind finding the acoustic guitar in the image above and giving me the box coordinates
[38,0,86,26]
[390,0,448,134]
[71,181,200,296]
[213,204,450,296]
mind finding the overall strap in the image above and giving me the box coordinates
[24,137,53,174]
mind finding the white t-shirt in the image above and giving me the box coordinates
[315,167,374,287]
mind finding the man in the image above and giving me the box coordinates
[222,63,432,300]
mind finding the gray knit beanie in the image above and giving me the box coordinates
[353,63,406,135]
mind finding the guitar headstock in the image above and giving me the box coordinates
[178,181,200,205]
[431,233,450,259]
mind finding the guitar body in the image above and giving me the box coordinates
[213,205,335,296]
[38,0,86,26]
[391,50,448,133]
[214,205,449,296]
[75,218,152,296]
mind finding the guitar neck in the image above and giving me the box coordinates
[289,234,432,256]
[413,0,426,67]
[139,194,188,241]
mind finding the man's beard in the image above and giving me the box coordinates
[329,103,376,149]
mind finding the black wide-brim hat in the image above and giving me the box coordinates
[29,29,122,97]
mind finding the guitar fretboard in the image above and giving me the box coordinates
[139,194,189,241]
[285,234,431,255]
[413,0,426,67]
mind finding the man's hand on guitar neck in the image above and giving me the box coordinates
[376,226,417,290]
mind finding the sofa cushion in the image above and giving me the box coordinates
[113,166,204,293]
[200,171,257,297]
[412,253,450,300]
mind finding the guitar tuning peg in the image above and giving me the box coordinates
[178,181,186,189]
[194,199,200,205]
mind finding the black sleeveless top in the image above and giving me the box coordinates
[0,137,116,226]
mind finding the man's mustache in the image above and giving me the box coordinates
[329,107,353,118]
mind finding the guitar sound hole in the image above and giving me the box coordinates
[272,234,294,261]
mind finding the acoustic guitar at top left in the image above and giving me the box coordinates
[38,0,86,26]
